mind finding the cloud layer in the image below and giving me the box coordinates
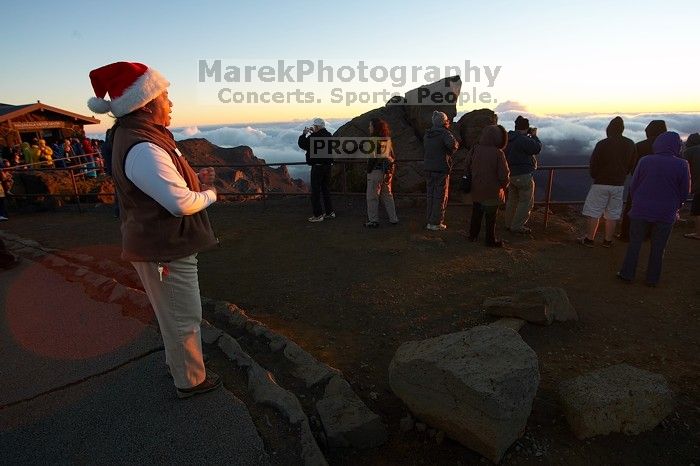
[89,107,700,187]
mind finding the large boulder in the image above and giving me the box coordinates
[388,326,540,463]
[558,364,674,439]
[333,77,465,194]
[401,76,462,141]
[454,108,498,151]
[484,287,578,325]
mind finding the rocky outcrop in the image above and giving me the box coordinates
[388,326,540,463]
[484,287,578,325]
[11,139,307,206]
[401,76,462,140]
[333,77,497,194]
[454,108,498,151]
[177,138,307,200]
[558,364,675,439]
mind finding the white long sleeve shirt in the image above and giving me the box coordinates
[125,142,216,217]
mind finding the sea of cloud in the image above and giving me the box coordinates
[89,105,699,197]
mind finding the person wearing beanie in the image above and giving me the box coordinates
[298,117,335,222]
[424,111,459,230]
[579,116,636,247]
[683,133,700,240]
[619,120,667,241]
[504,115,542,234]
[618,131,690,285]
[87,61,221,398]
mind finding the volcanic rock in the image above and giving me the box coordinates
[388,326,540,463]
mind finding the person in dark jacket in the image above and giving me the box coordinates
[683,132,700,240]
[579,116,636,247]
[468,125,510,247]
[618,132,690,285]
[424,110,459,230]
[619,120,667,241]
[298,117,335,222]
[504,115,541,234]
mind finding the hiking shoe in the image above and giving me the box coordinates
[308,215,324,223]
[578,237,595,247]
[176,371,222,399]
[364,221,379,228]
[426,224,440,231]
[602,240,613,248]
[324,212,336,219]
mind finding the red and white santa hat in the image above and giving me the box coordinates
[87,62,169,117]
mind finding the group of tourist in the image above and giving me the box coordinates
[74,60,696,400]
[0,136,106,176]
[299,111,694,289]
[296,110,542,247]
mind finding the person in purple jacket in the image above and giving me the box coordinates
[617,131,691,286]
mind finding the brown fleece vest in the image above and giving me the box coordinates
[111,113,217,262]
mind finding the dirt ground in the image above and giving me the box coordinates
[3,197,698,465]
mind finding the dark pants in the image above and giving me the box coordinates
[619,219,673,285]
[469,203,498,244]
[619,192,633,240]
[426,172,449,225]
[310,164,333,217]
[0,197,7,218]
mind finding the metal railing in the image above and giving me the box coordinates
[3,152,105,213]
[2,156,592,227]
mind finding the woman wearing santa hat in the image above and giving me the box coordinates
[88,62,220,398]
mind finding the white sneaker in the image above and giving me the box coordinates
[308,215,324,223]
[426,224,440,231]
[0,216,8,221]
[324,212,336,219]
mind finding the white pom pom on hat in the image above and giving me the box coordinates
[87,96,112,114]
[86,61,170,117]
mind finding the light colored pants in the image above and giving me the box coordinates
[366,169,398,223]
[426,172,450,225]
[504,173,534,231]
[132,254,205,389]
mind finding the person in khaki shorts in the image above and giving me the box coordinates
[504,116,542,234]
[579,116,636,247]
[365,118,398,228]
